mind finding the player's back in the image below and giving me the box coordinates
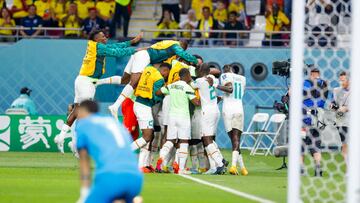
[221,73,246,114]
[166,80,194,118]
[76,114,139,175]
[194,75,219,111]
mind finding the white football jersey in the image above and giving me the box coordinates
[192,75,219,111]
[220,72,246,114]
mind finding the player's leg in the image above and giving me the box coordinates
[156,116,177,172]
[338,126,348,165]
[160,95,171,148]
[131,102,154,151]
[122,98,139,140]
[189,139,200,173]
[177,118,191,174]
[309,128,322,177]
[109,51,150,118]
[95,75,123,86]
[55,76,96,153]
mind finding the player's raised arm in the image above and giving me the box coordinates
[172,42,198,64]
[107,32,143,49]
[97,43,136,58]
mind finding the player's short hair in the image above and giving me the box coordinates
[179,68,190,79]
[160,62,171,70]
[202,6,210,12]
[79,100,99,113]
[229,11,238,17]
[339,71,347,77]
[89,30,103,41]
[222,64,232,72]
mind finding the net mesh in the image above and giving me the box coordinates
[300,0,352,202]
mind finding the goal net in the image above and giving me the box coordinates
[287,0,357,202]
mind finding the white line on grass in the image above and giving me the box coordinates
[179,174,275,203]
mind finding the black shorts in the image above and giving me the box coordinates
[337,126,348,144]
[302,128,322,155]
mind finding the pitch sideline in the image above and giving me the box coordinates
[179,174,275,203]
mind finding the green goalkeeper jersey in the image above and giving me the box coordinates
[161,80,196,118]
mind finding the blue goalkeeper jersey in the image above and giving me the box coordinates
[75,114,139,176]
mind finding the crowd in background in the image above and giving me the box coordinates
[155,0,291,46]
[0,0,132,41]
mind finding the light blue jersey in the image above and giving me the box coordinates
[75,114,139,176]
[10,94,37,115]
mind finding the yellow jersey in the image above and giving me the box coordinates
[34,0,51,17]
[228,2,244,13]
[214,9,228,23]
[191,0,213,20]
[96,1,115,19]
[265,11,290,33]
[79,41,106,78]
[135,66,164,99]
[76,0,95,19]
[0,18,16,35]
[167,60,189,84]
[51,1,68,19]
[12,0,33,18]
[60,14,81,35]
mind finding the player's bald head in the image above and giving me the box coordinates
[222,64,232,73]
[200,63,210,76]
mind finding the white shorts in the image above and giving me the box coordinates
[124,50,150,74]
[152,102,162,127]
[161,95,171,126]
[133,102,153,129]
[201,110,220,137]
[223,112,244,132]
[167,116,191,140]
[74,75,96,103]
[191,108,202,140]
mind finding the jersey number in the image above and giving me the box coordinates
[234,82,242,100]
[106,122,125,148]
[210,86,216,100]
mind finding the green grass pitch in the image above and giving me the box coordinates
[0,150,288,203]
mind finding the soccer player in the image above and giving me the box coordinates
[217,65,248,176]
[75,100,143,203]
[130,63,171,171]
[301,68,329,177]
[330,71,350,165]
[108,40,199,118]
[54,30,143,153]
[156,68,200,174]
[191,63,227,175]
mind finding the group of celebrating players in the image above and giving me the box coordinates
[54,30,248,176]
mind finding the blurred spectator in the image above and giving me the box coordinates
[20,5,43,38]
[213,0,227,27]
[228,0,248,28]
[223,11,245,46]
[77,0,95,20]
[0,0,5,10]
[161,0,180,23]
[11,0,33,25]
[112,0,131,37]
[96,0,115,37]
[196,6,220,45]
[10,87,37,115]
[42,9,61,36]
[0,8,16,42]
[51,0,67,20]
[267,0,284,11]
[34,0,51,18]
[61,3,82,38]
[82,8,106,38]
[263,3,289,46]
[154,9,178,38]
[191,0,213,20]
[179,9,198,38]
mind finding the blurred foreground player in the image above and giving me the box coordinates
[54,30,142,153]
[75,100,143,203]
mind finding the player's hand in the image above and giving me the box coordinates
[76,187,89,203]
[131,32,143,44]
[206,76,214,86]
[339,106,348,113]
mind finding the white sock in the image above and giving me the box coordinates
[96,76,122,86]
[238,153,245,169]
[189,145,198,169]
[113,84,134,109]
[196,143,207,169]
[213,141,224,160]
[131,137,147,151]
[138,147,149,168]
[57,124,70,141]
[178,143,189,170]
[165,147,176,167]
[207,154,216,169]
[205,143,224,167]
[174,148,179,164]
[232,151,239,167]
[159,141,174,164]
